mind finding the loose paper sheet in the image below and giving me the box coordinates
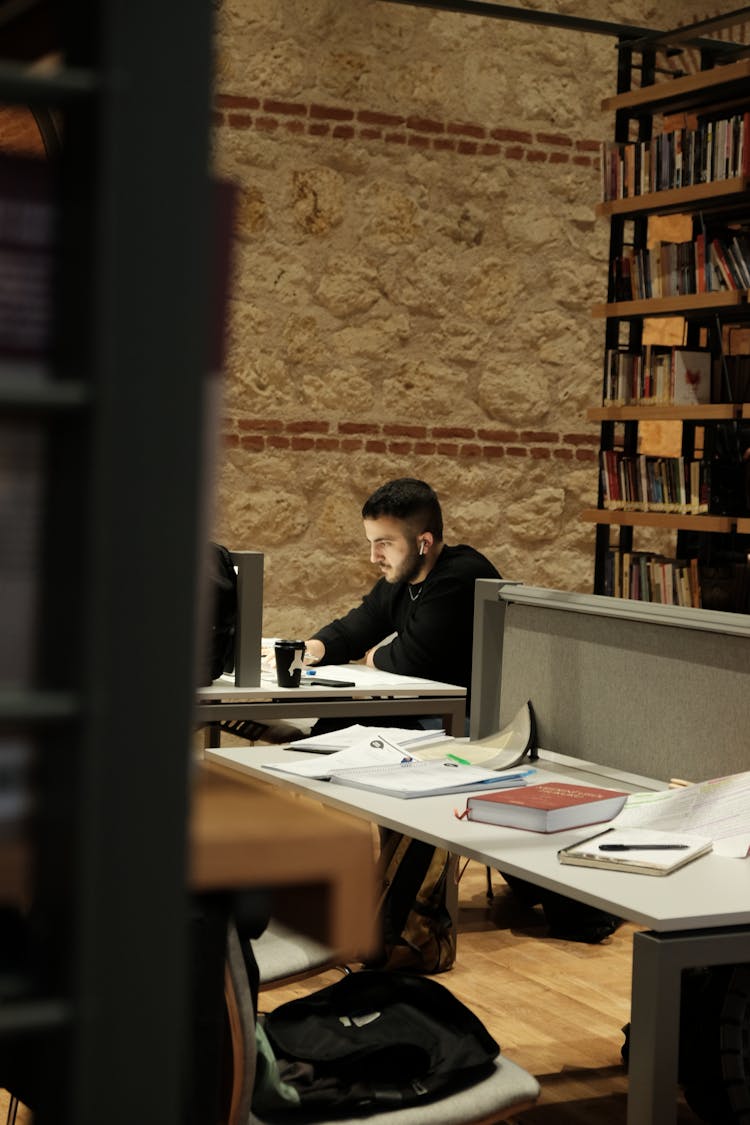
[613,771,750,857]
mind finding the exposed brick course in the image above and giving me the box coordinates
[215,93,600,169]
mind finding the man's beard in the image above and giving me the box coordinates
[381,544,422,585]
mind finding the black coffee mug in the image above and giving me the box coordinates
[274,639,306,687]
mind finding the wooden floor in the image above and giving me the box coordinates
[0,863,704,1125]
[257,860,704,1125]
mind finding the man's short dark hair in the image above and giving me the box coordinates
[362,478,444,540]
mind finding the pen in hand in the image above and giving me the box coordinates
[599,843,689,851]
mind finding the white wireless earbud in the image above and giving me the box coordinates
[419,541,425,556]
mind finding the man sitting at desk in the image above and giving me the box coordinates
[304,477,620,944]
[303,476,499,720]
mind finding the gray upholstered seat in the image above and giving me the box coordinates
[253,920,341,988]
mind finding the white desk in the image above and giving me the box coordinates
[206,743,750,1125]
[196,663,467,742]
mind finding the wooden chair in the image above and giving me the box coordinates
[223,919,540,1125]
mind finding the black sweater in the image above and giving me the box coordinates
[311,544,500,701]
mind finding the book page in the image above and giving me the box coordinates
[263,734,410,778]
[613,771,750,857]
[420,701,534,768]
[329,759,527,797]
[287,724,453,755]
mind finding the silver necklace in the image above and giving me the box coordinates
[408,584,422,602]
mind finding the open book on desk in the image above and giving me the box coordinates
[264,736,533,796]
[328,761,534,799]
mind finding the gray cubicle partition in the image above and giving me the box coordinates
[470,580,750,783]
[231,551,263,687]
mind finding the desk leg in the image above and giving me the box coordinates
[203,723,221,750]
[442,701,466,737]
[627,930,682,1125]
[627,926,750,1125]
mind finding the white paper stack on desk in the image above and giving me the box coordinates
[263,729,533,797]
[326,760,533,799]
[286,724,455,755]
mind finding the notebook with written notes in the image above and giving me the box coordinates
[558,827,713,875]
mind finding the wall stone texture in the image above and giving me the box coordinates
[211,1,744,640]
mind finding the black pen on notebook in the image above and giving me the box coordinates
[598,843,690,851]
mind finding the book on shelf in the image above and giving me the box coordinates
[672,348,711,404]
[0,423,43,687]
[603,346,710,407]
[599,451,709,514]
[0,737,33,830]
[608,229,750,303]
[0,155,56,365]
[600,110,750,202]
[460,781,628,834]
[557,827,712,875]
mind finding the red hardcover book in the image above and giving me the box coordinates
[463,782,628,833]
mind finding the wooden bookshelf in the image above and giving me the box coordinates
[581,509,735,533]
[0,8,231,1123]
[596,177,750,219]
[586,404,739,422]
[592,290,746,319]
[600,56,750,114]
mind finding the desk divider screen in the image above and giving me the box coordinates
[471,580,750,783]
[231,551,263,687]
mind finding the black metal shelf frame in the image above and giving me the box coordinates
[0,4,219,1123]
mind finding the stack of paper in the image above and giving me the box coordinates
[286,724,454,755]
[263,734,411,780]
[328,761,533,799]
[263,729,534,796]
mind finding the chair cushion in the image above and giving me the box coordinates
[254,921,334,985]
[252,1055,539,1124]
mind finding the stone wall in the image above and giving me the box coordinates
[210,1,743,640]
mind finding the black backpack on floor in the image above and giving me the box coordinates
[261,969,499,1117]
